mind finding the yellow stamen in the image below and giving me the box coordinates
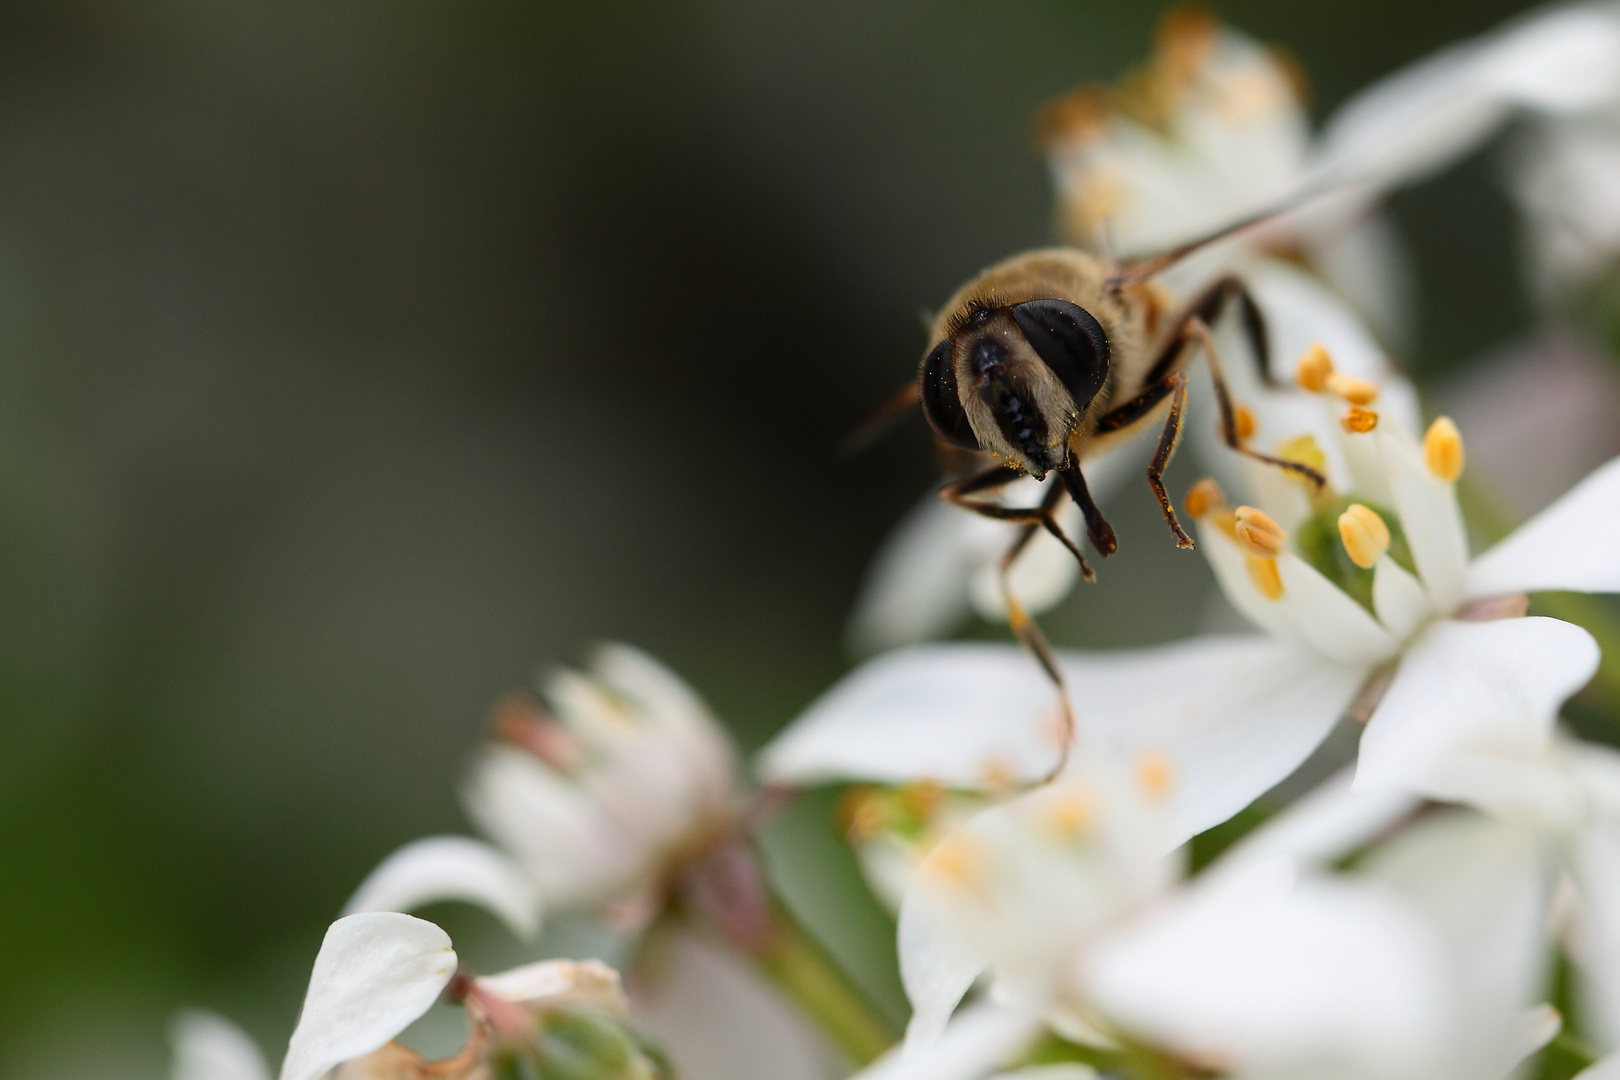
[1183,476,1224,519]
[898,780,946,822]
[1337,504,1391,570]
[1245,553,1284,599]
[1277,433,1327,475]
[1135,750,1174,801]
[1424,416,1465,481]
[1043,790,1096,840]
[1233,505,1287,558]
[836,787,889,842]
[1341,406,1379,433]
[1234,405,1257,442]
[1295,342,1334,392]
[1325,372,1379,405]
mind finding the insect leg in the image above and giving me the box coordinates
[1056,460,1117,557]
[1186,315,1326,489]
[946,466,1080,781]
[1143,274,1274,387]
[940,463,1095,582]
[1093,369,1195,547]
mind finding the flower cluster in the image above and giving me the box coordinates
[166,6,1620,1080]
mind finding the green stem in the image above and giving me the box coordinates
[756,902,899,1065]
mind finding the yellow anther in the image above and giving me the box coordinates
[926,833,987,889]
[1233,505,1287,558]
[836,787,889,842]
[1183,476,1225,519]
[1043,790,1096,840]
[1295,343,1334,392]
[1135,750,1174,801]
[1245,553,1284,600]
[1277,433,1327,475]
[1234,405,1258,442]
[1337,504,1391,570]
[1341,406,1379,434]
[1325,372,1379,405]
[898,780,946,823]
[1424,416,1465,481]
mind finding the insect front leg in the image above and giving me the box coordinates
[1093,369,1194,547]
[939,463,1094,582]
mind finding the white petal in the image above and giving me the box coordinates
[1468,456,1620,599]
[899,879,987,1053]
[479,958,628,1018]
[1570,823,1620,1051]
[343,836,542,939]
[1361,811,1555,1079]
[856,1003,1038,1080]
[279,913,457,1080]
[1312,6,1620,193]
[1081,857,1448,1078]
[761,634,1362,849]
[1198,520,1309,646]
[462,746,642,909]
[1373,555,1431,640]
[1060,635,1364,848]
[171,1011,270,1080]
[1577,1054,1620,1080]
[847,496,979,655]
[1275,553,1402,667]
[758,644,1062,790]
[1356,618,1600,817]
[1379,429,1471,615]
[1217,766,1419,875]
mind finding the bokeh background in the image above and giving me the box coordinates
[0,0,1591,1075]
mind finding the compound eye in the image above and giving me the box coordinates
[918,339,981,451]
[1011,298,1110,410]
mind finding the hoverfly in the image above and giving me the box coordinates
[881,210,1329,766]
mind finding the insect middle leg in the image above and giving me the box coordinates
[1092,370,1194,547]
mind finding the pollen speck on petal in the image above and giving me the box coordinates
[1136,751,1175,802]
[1423,417,1465,481]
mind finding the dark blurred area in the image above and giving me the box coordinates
[0,0,1550,1074]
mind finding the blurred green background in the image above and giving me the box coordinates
[0,0,1575,1075]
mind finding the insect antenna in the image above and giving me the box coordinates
[1104,177,1352,290]
[838,380,921,457]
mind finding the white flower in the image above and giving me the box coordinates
[1508,103,1620,304]
[173,913,636,1080]
[1044,3,1620,311]
[851,3,1620,653]
[347,643,742,936]
[860,765,1549,1080]
[767,359,1620,853]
